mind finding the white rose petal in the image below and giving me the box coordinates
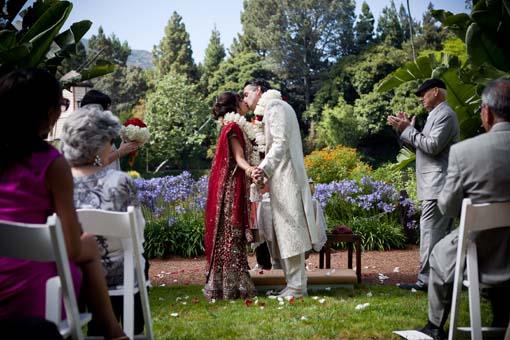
[300,316,308,321]
[355,303,370,310]
[312,296,319,300]
[279,301,285,305]
[411,288,417,293]
[393,267,400,273]
[210,299,216,304]
[367,292,373,297]
[170,313,179,317]
[319,299,326,304]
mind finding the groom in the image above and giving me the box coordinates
[243,79,319,298]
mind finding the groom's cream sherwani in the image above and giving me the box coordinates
[259,98,319,260]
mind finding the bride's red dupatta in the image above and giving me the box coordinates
[204,122,248,271]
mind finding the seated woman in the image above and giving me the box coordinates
[0,69,126,340]
[61,105,146,335]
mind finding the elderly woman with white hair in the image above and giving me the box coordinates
[61,105,147,336]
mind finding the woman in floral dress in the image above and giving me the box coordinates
[204,91,257,300]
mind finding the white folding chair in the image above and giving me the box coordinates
[76,206,153,340]
[0,215,91,340]
[448,199,510,340]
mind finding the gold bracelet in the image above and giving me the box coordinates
[245,167,253,177]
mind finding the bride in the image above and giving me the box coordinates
[204,91,257,300]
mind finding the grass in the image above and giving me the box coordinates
[149,284,491,339]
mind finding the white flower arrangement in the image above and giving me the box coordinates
[120,125,150,145]
[253,89,282,117]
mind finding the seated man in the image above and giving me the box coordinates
[419,78,510,339]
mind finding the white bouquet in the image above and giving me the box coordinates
[120,118,150,145]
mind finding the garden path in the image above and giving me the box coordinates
[149,245,420,287]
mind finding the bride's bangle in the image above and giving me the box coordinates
[245,166,254,177]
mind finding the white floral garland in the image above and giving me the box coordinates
[253,89,282,117]
[220,112,256,141]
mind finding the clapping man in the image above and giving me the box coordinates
[388,79,460,291]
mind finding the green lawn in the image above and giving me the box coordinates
[149,284,490,339]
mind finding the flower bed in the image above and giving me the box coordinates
[135,171,207,258]
[314,177,416,251]
[136,171,417,258]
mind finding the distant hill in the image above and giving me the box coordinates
[127,49,153,69]
[80,39,153,69]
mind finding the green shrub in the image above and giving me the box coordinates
[305,146,372,183]
[144,212,205,258]
[327,214,406,251]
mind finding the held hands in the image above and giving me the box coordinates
[246,167,264,185]
[387,111,415,133]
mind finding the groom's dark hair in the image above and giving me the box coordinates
[244,79,271,93]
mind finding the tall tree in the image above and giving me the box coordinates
[420,3,447,50]
[355,2,375,49]
[152,11,197,81]
[88,27,147,111]
[377,0,405,48]
[200,27,226,94]
[241,0,356,111]
[88,26,131,66]
[145,71,209,169]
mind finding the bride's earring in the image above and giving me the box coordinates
[93,155,103,167]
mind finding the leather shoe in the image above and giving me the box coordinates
[398,283,427,292]
[418,323,446,340]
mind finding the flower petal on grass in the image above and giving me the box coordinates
[319,299,326,304]
[355,303,370,310]
[170,312,179,317]
[245,299,253,307]
[367,292,373,297]
[393,267,400,273]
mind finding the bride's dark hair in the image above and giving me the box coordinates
[212,91,240,119]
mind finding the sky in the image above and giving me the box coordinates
[53,0,468,64]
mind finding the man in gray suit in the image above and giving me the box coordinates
[419,78,510,339]
[388,79,460,290]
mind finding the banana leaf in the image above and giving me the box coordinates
[20,1,72,67]
[377,55,435,92]
[391,147,416,171]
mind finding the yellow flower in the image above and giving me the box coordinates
[127,170,141,178]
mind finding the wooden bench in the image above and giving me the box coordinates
[319,232,362,284]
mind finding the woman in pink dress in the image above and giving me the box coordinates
[0,69,126,340]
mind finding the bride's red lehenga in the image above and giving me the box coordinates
[204,122,256,300]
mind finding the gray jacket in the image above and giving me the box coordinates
[438,122,510,284]
[400,101,460,201]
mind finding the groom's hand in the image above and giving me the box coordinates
[251,167,264,184]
